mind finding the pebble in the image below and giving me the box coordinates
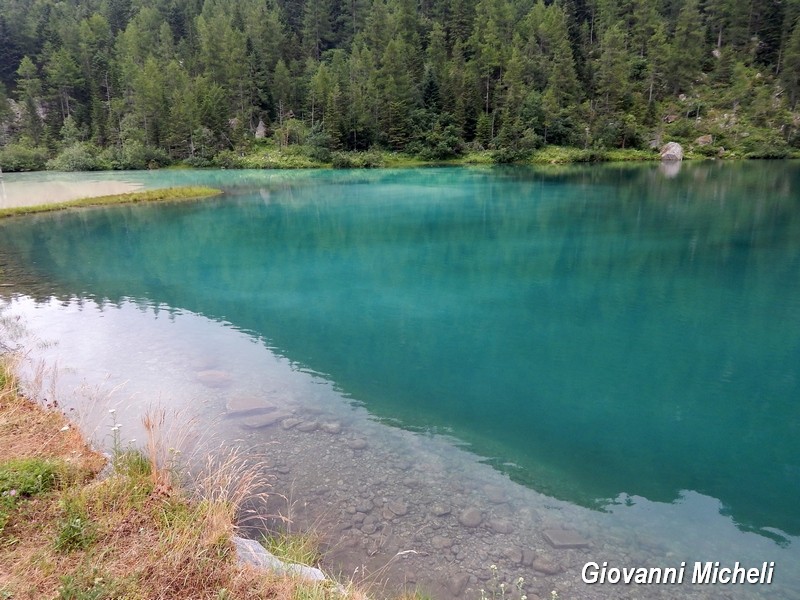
[388,501,408,516]
[431,504,451,517]
[355,499,373,513]
[431,535,452,550]
[297,420,319,432]
[448,573,470,596]
[347,438,368,450]
[522,548,534,566]
[362,523,377,535]
[281,418,302,430]
[503,546,523,565]
[532,558,562,575]
[458,507,483,528]
[489,519,514,534]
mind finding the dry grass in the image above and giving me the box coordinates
[0,359,356,600]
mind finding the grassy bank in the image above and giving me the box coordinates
[0,187,223,220]
[0,360,354,600]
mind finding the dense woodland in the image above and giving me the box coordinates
[1,0,800,170]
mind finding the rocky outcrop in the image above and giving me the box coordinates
[255,119,267,139]
[660,141,684,161]
[695,134,713,146]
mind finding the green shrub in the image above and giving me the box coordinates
[46,143,102,171]
[213,150,246,169]
[0,141,49,171]
[331,152,354,168]
[740,131,791,158]
[181,156,213,168]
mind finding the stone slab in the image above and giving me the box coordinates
[542,529,590,549]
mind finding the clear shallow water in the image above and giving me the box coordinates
[1,164,799,599]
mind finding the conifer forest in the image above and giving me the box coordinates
[1,0,800,169]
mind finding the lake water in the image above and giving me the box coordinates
[1,164,799,600]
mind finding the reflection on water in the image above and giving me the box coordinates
[1,163,799,598]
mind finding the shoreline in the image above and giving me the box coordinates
[0,356,360,599]
[3,146,799,176]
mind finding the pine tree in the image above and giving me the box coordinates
[665,0,705,94]
[16,56,44,142]
[782,18,800,108]
[302,0,333,60]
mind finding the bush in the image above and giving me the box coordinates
[492,147,530,164]
[331,150,386,169]
[0,142,49,171]
[181,156,213,168]
[46,143,103,171]
[740,131,791,159]
[331,152,354,168]
[212,150,246,169]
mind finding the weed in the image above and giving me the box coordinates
[57,569,122,600]
[0,457,68,496]
[54,495,95,552]
[262,530,322,567]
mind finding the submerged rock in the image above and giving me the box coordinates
[225,395,276,415]
[448,572,470,596]
[542,528,590,549]
[458,508,483,528]
[321,421,342,434]
[242,412,291,429]
[532,558,562,576]
[489,519,514,534]
[196,369,232,388]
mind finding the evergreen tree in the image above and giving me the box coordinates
[782,18,800,109]
[302,0,334,60]
[16,56,44,142]
[665,0,705,93]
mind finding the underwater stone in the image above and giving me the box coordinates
[458,508,483,528]
[543,529,590,549]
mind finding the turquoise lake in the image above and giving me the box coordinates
[1,163,799,599]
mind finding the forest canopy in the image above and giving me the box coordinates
[1,0,799,169]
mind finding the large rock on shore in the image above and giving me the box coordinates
[660,141,684,161]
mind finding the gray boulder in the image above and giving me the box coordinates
[660,141,684,161]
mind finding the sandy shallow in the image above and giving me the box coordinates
[0,178,142,208]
